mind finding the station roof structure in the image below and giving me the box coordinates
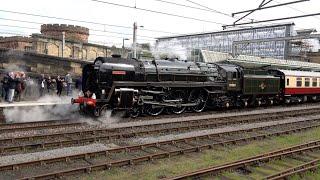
[201,50,320,71]
[156,22,294,40]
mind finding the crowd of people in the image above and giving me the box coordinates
[0,71,26,103]
[0,72,81,103]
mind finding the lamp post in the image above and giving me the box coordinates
[61,31,65,58]
[132,22,144,59]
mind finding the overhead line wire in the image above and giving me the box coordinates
[184,0,232,17]
[274,0,320,21]
[152,0,232,16]
[0,24,155,42]
[0,19,156,39]
[89,0,225,25]
[0,9,178,35]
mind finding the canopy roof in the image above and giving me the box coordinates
[201,50,320,71]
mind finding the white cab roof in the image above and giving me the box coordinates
[278,69,320,77]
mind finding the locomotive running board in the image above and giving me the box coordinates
[140,89,165,94]
[142,101,198,107]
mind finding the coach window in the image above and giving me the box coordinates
[286,78,289,86]
[305,78,310,87]
[312,78,317,87]
[296,78,302,87]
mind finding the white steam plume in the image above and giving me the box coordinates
[3,93,126,124]
[3,95,79,123]
[152,43,187,60]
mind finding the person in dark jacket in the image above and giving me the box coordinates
[15,72,25,102]
[46,76,53,94]
[1,75,9,101]
[75,77,82,91]
[56,76,63,96]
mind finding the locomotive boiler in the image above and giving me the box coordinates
[72,55,282,117]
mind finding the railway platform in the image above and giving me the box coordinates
[0,101,69,108]
[0,100,72,123]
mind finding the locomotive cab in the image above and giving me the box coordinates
[217,64,242,92]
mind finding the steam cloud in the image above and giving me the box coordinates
[152,44,187,60]
[3,95,79,123]
[3,93,123,124]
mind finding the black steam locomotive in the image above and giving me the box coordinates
[72,55,281,117]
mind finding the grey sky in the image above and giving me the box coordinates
[0,0,319,47]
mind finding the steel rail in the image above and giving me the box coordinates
[0,122,83,133]
[265,158,320,180]
[16,120,320,179]
[0,119,74,128]
[0,119,70,126]
[168,142,320,179]
[0,109,317,154]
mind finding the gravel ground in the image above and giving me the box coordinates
[132,115,320,144]
[0,125,99,139]
[101,104,320,129]
[0,143,119,166]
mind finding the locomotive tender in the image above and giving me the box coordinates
[71,55,320,117]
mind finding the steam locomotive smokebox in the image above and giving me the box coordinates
[95,57,144,83]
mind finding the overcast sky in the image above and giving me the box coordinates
[0,0,319,47]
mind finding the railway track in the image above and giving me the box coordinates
[1,108,319,155]
[123,102,320,122]
[168,140,320,180]
[1,116,320,179]
[1,104,319,133]
[264,159,320,180]
[0,119,83,133]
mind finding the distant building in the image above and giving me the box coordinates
[0,24,126,61]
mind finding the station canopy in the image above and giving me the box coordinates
[201,50,320,71]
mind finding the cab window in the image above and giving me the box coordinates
[232,72,237,79]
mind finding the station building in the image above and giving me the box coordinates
[0,24,124,61]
